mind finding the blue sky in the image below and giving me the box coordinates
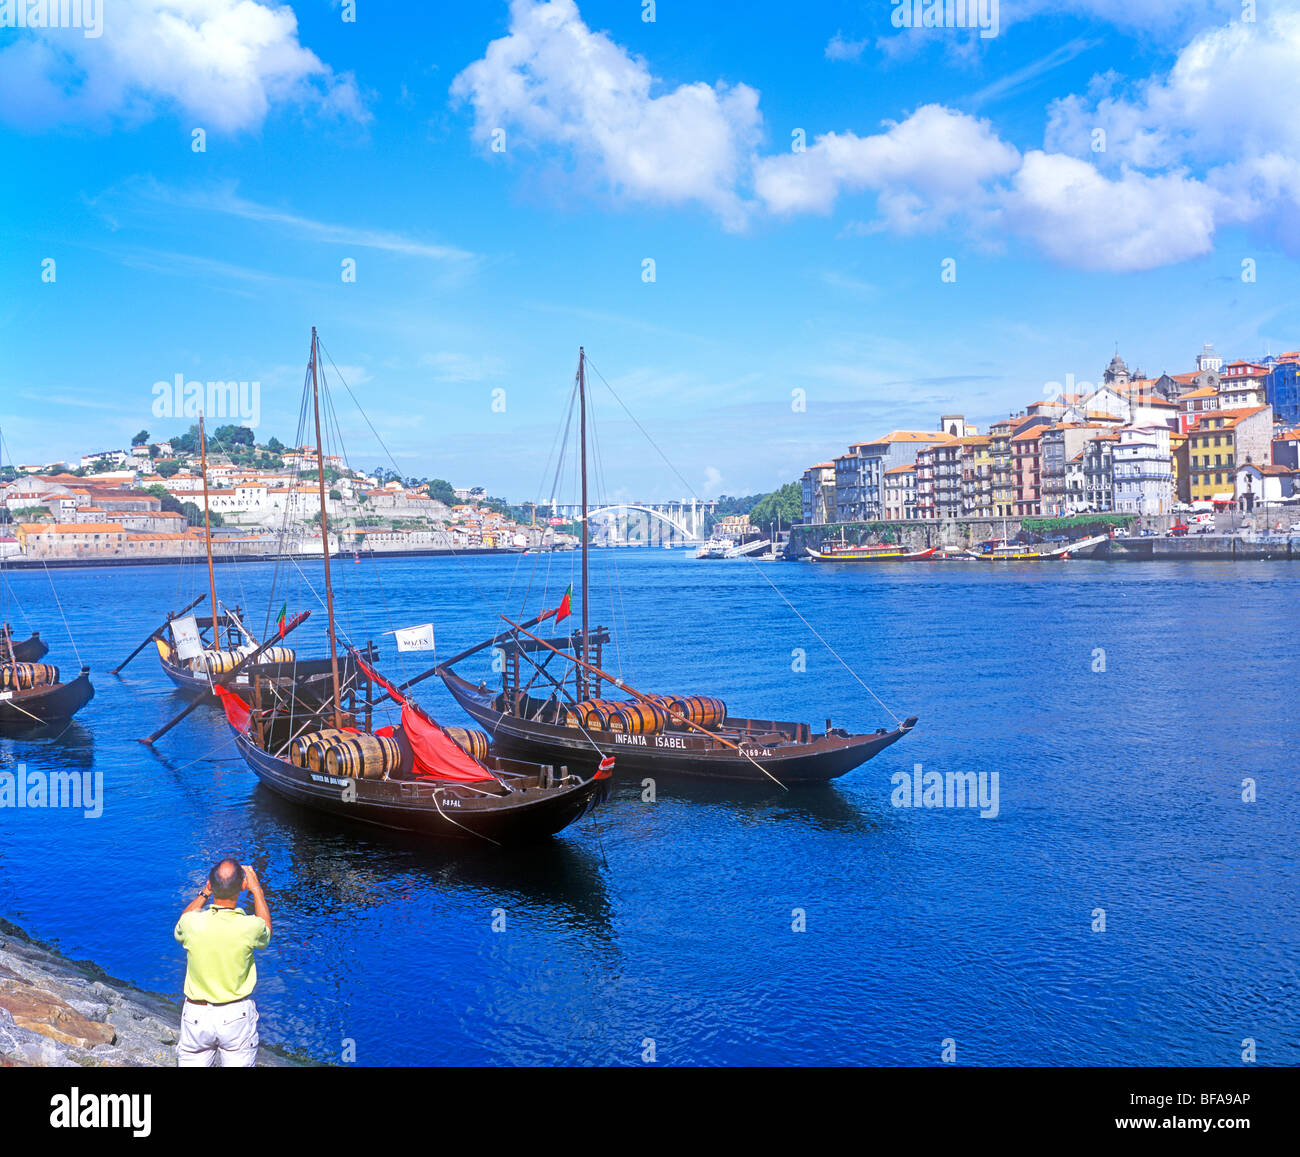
[3,0,1299,503]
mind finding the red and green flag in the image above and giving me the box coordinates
[276,602,288,639]
[554,584,572,623]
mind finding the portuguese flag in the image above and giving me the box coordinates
[276,602,288,639]
[554,584,572,623]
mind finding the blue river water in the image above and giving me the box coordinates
[1,550,1296,1066]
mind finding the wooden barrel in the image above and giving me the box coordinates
[443,726,490,762]
[323,734,402,780]
[256,646,296,665]
[564,700,621,731]
[289,728,347,770]
[607,700,669,735]
[1,663,59,690]
[665,695,726,729]
[193,648,252,675]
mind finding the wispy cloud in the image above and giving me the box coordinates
[970,38,1099,108]
[121,181,476,263]
[825,32,868,62]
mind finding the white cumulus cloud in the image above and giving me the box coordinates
[0,0,366,133]
[754,104,1021,228]
[450,0,762,229]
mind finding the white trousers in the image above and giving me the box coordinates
[177,998,259,1067]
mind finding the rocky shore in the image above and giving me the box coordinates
[0,917,301,1067]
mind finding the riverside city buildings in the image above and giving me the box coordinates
[799,343,1296,524]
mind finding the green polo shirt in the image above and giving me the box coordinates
[174,905,270,1003]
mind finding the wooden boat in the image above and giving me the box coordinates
[1,626,49,662]
[212,328,611,844]
[151,607,371,697]
[974,533,1109,561]
[807,541,937,562]
[116,415,354,700]
[432,348,919,787]
[0,666,94,736]
[0,445,94,735]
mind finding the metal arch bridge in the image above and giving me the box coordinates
[549,500,716,544]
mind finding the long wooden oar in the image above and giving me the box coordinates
[500,616,788,790]
[139,611,310,746]
[113,594,207,674]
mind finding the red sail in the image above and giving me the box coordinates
[401,703,499,784]
[353,650,498,784]
[213,684,252,734]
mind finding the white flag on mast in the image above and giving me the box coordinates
[394,623,436,652]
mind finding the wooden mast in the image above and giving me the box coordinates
[310,327,343,729]
[198,414,221,649]
[578,347,589,703]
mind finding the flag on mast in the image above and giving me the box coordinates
[276,603,288,639]
[554,584,573,623]
[394,623,436,652]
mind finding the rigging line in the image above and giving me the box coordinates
[317,340,503,616]
[738,549,903,727]
[431,787,501,846]
[514,375,579,622]
[584,356,698,499]
[585,393,627,681]
[588,352,899,725]
[39,559,81,668]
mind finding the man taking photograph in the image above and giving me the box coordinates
[173,859,272,1067]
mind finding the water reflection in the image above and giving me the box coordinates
[246,785,615,937]
[0,721,96,767]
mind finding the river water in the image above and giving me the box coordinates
[1,550,1295,1065]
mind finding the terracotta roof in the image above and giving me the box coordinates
[20,522,126,534]
[1178,386,1218,400]
[884,464,917,475]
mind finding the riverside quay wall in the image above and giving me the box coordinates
[790,511,1300,559]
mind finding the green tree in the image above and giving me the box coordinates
[427,478,456,506]
[156,459,181,478]
[212,424,254,447]
[131,429,150,446]
[266,436,284,454]
[747,482,802,533]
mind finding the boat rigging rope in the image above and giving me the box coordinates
[39,559,82,668]
[739,552,903,728]
[431,786,501,846]
[584,353,904,731]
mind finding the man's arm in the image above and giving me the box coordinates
[180,880,211,919]
[242,865,272,939]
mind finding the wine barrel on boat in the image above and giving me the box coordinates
[443,726,490,762]
[607,700,670,735]
[323,734,402,780]
[289,728,348,771]
[665,695,726,729]
[192,648,254,675]
[564,700,623,730]
[256,646,296,665]
[0,663,60,690]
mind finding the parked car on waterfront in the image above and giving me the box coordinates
[1168,524,1188,537]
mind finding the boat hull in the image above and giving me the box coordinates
[0,672,94,737]
[232,729,608,844]
[438,671,916,785]
[160,651,366,698]
[7,634,50,663]
[808,546,937,563]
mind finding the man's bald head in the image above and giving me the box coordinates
[209,859,245,901]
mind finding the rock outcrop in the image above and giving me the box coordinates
[0,917,299,1067]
